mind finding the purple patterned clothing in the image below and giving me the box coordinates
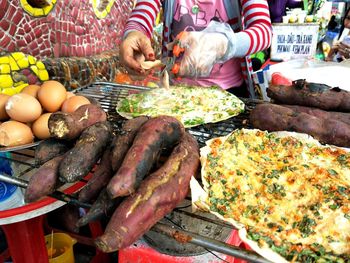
[268,0,303,23]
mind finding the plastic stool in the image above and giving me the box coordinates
[1,215,48,263]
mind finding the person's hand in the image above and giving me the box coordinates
[119,31,155,74]
[169,21,236,78]
[337,42,350,60]
[171,31,229,77]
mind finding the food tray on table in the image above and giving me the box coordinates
[1,82,270,263]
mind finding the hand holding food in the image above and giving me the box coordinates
[119,31,155,74]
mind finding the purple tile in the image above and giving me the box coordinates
[9,24,16,35]
[7,41,15,52]
[0,20,9,31]
[12,9,23,25]
[0,35,11,48]
[25,33,32,43]
[16,39,26,46]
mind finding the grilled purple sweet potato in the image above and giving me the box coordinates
[59,121,112,183]
[76,189,121,228]
[25,155,64,203]
[250,103,350,147]
[282,105,350,126]
[267,80,350,111]
[107,116,185,199]
[110,116,149,172]
[34,138,72,166]
[95,132,200,252]
[78,144,114,203]
[49,104,107,140]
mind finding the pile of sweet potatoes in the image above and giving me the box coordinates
[25,103,111,203]
[250,79,350,147]
[26,108,200,253]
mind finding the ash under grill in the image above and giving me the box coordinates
[1,82,270,263]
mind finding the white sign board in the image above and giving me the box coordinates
[270,23,319,61]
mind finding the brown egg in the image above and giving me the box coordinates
[61,95,91,113]
[21,84,41,98]
[66,92,76,99]
[0,94,10,121]
[0,120,34,146]
[5,93,42,123]
[38,80,67,112]
[32,113,52,140]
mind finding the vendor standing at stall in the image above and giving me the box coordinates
[119,0,272,97]
[326,7,350,62]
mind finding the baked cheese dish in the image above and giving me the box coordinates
[200,129,350,262]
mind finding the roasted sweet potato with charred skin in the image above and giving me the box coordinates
[107,116,185,199]
[59,121,112,183]
[78,144,114,203]
[25,155,64,203]
[76,189,122,228]
[95,132,200,252]
[267,81,350,111]
[282,105,350,126]
[34,138,72,166]
[110,116,149,172]
[250,103,350,147]
[48,104,107,140]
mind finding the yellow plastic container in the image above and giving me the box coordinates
[45,233,77,263]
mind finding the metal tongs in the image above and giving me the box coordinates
[0,173,91,209]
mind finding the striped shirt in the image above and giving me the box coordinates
[124,0,272,89]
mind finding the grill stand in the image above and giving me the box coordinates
[0,82,266,263]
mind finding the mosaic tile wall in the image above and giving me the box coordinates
[0,0,136,92]
[0,0,133,57]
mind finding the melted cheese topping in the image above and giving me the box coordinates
[116,86,245,128]
[202,129,350,262]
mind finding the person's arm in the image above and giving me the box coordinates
[120,0,161,73]
[234,0,272,57]
[124,0,162,39]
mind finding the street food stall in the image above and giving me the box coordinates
[0,0,350,263]
[1,78,350,263]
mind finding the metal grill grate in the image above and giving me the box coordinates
[76,82,258,147]
[1,82,270,263]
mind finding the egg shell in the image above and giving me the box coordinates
[5,93,42,123]
[38,80,67,112]
[32,113,52,140]
[21,84,41,98]
[0,120,34,146]
[0,94,10,121]
[66,92,75,99]
[61,95,91,113]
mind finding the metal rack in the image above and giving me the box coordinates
[1,82,270,263]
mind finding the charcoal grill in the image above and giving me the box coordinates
[1,82,270,263]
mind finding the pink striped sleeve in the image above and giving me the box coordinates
[124,0,161,38]
[238,0,272,56]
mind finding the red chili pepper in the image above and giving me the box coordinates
[173,45,185,57]
[171,63,180,75]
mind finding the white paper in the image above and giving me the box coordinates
[266,59,350,91]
